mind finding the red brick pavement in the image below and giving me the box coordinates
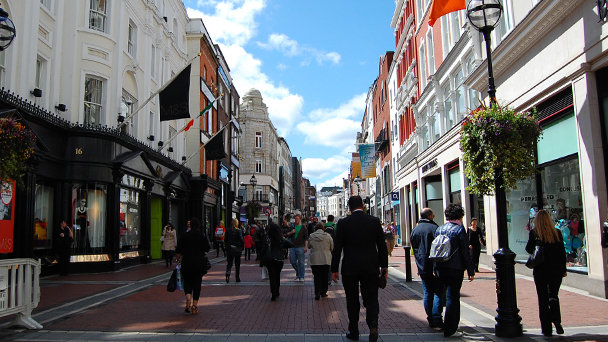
[388,247,608,329]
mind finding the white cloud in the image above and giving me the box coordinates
[219,44,304,136]
[258,33,341,65]
[296,93,366,151]
[302,155,351,180]
[314,170,350,190]
[187,0,266,46]
[276,63,287,71]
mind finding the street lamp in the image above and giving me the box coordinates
[0,7,15,51]
[467,0,522,338]
[354,176,363,196]
[249,174,257,202]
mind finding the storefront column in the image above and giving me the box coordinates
[572,70,608,297]
[141,180,153,264]
[399,186,409,246]
[109,170,124,271]
[13,171,37,258]
[441,165,450,215]
[459,158,471,227]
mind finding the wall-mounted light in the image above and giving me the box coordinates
[163,16,168,22]
[55,104,67,112]
[30,88,42,97]
[148,135,155,141]
[117,114,125,123]
[167,147,174,152]
[158,141,164,147]
[182,156,187,162]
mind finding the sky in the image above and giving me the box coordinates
[183,0,396,189]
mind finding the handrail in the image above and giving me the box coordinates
[0,258,42,329]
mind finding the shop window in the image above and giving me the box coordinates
[34,184,54,250]
[425,178,443,225]
[448,166,461,205]
[537,113,577,165]
[120,175,144,251]
[71,183,107,254]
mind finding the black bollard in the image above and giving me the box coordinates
[403,246,412,282]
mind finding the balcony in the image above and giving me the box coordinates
[375,128,389,152]
[250,193,270,203]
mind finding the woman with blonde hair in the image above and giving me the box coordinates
[525,209,567,337]
[225,218,244,283]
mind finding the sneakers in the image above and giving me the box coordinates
[294,276,300,281]
[445,331,465,338]
[298,278,304,282]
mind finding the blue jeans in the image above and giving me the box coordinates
[436,268,465,337]
[290,247,305,279]
[420,274,445,326]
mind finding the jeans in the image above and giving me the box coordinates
[534,271,563,334]
[290,247,306,279]
[420,273,445,326]
[436,268,465,337]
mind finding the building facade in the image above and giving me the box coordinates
[277,137,293,219]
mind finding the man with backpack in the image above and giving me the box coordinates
[411,208,444,330]
[324,215,337,285]
[431,203,475,338]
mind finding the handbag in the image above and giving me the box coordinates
[160,235,165,242]
[167,269,177,292]
[378,269,387,289]
[525,238,545,269]
[202,254,212,271]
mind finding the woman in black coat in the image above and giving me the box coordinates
[525,210,567,337]
[225,218,244,283]
[175,217,210,315]
[261,222,294,301]
[467,218,485,272]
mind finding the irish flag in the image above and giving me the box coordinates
[428,0,466,26]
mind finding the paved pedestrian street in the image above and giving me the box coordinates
[2,249,608,341]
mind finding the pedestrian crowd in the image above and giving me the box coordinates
[154,196,568,341]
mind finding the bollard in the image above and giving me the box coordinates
[403,246,412,282]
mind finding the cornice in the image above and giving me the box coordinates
[470,0,587,92]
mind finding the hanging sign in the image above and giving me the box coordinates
[358,144,376,178]
[0,180,16,253]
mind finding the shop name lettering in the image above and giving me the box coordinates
[422,159,438,173]
[559,186,581,192]
[0,239,12,250]
[160,102,188,117]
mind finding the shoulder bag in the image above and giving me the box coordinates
[525,238,544,269]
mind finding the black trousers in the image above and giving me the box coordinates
[58,252,70,276]
[244,248,251,260]
[226,252,242,280]
[311,265,330,296]
[266,260,284,297]
[470,247,481,271]
[342,274,380,333]
[182,269,203,301]
[534,271,563,334]
[215,241,225,256]
[163,250,174,266]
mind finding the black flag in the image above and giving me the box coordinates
[205,130,227,160]
[159,64,191,121]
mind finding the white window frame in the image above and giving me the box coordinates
[89,0,108,33]
[149,111,155,138]
[128,21,137,57]
[121,89,137,134]
[419,43,427,90]
[492,0,514,48]
[84,76,104,126]
[40,0,51,10]
[255,131,262,148]
[427,30,435,74]
[255,160,263,173]
[151,45,156,79]
[0,49,5,87]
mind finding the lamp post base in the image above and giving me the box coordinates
[493,248,523,338]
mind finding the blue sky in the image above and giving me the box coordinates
[183,0,396,188]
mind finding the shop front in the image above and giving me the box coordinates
[0,89,192,274]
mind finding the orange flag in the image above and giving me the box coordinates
[184,119,194,132]
[428,0,466,26]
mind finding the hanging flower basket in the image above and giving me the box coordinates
[0,116,36,187]
[460,104,542,196]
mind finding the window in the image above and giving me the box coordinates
[0,49,5,86]
[427,30,435,74]
[72,183,107,254]
[492,0,513,48]
[450,12,461,46]
[441,16,450,58]
[443,84,453,129]
[419,44,427,90]
[35,58,43,89]
[168,126,176,154]
[255,131,262,148]
[454,70,466,118]
[89,0,108,33]
[151,45,156,78]
[255,160,263,173]
[128,21,136,57]
[433,109,441,141]
[40,0,51,10]
[417,0,423,24]
[34,184,54,251]
[84,76,103,125]
[149,111,155,137]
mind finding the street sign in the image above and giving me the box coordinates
[264,207,272,216]
[391,192,399,201]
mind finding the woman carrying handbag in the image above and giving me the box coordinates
[525,210,567,337]
[225,218,244,283]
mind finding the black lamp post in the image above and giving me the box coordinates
[354,176,362,196]
[249,174,258,224]
[467,0,522,338]
[0,7,16,51]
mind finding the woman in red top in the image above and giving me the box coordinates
[215,221,226,257]
[244,231,253,260]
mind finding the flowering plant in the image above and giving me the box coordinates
[460,103,542,196]
[0,117,36,187]
[244,200,262,223]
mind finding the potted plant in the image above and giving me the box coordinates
[0,115,36,187]
[244,200,262,224]
[460,103,542,195]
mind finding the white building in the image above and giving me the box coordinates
[328,191,345,219]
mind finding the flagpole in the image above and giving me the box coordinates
[157,94,224,153]
[117,53,201,130]
[182,118,236,165]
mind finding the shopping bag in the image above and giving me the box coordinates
[167,269,177,292]
[176,264,184,290]
[261,266,269,280]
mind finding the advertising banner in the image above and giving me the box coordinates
[358,144,376,178]
[0,180,16,253]
[352,161,362,179]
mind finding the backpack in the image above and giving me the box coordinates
[429,223,458,262]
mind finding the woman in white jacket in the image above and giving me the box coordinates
[308,222,334,300]
[162,223,177,267]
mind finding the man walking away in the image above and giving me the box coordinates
[287,213,308,281]
[411,208,445,329]
[434,203,475,337]
[332,196,388,342]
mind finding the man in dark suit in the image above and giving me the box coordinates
[331,196,388,342]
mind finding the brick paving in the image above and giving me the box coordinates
[1,248,607,341]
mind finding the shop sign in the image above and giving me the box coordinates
[390,192,399,201]
[598,0,608,22]
[0,180,15,253]
[422,158,438,174]
[219,165,230,183]
[559,186,581,192]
